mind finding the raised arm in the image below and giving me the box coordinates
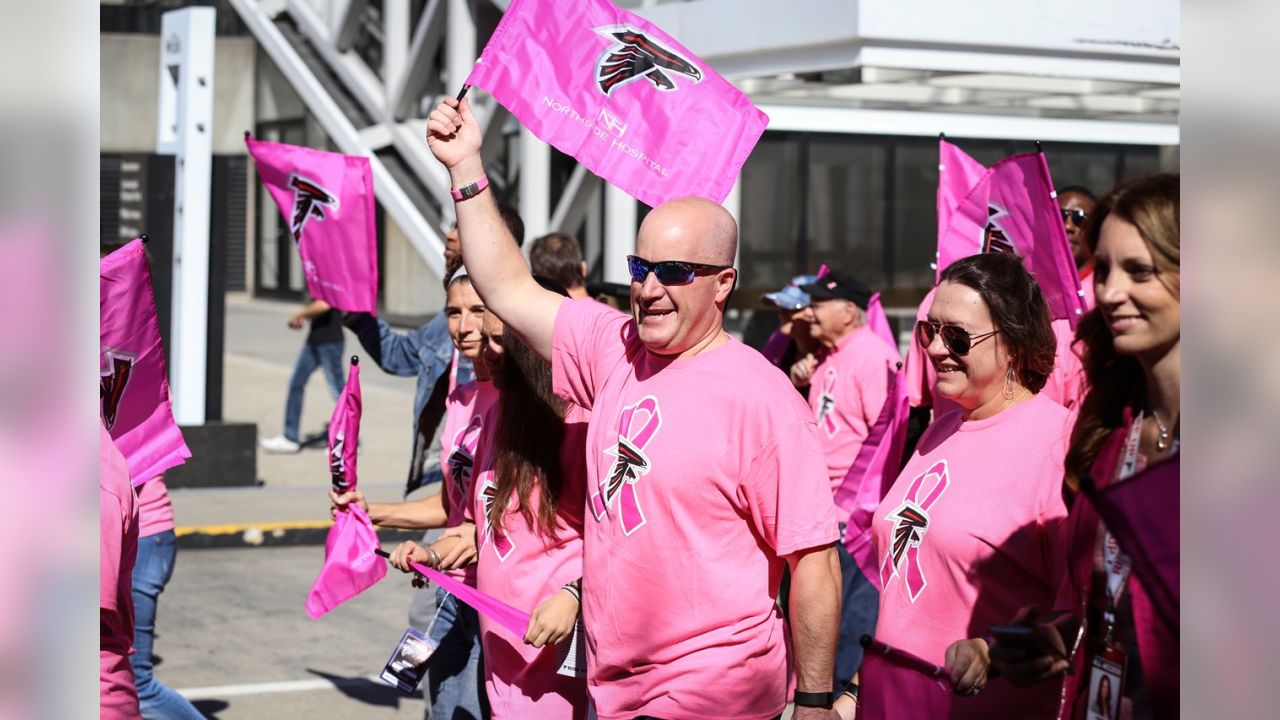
[426,97,562,360]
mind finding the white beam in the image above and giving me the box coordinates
[383,0,410,97]
[520,127,551,243]
[549,164,602,239]
[603,185,636,285]
[392,0,445,120]
[446,0,475,93]
[758,104,1179,145]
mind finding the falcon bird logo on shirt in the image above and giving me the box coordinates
[592,396,662,535]
[99,350,136,430]
[982,202,1018,256]
[816,367,839,437]
[880,460,950,603]
[446,415,484,511]
[480,477,515,561]
[288,174,339,244]
[594,26,703,96]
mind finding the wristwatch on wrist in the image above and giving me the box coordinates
[793,690,836,708]
[450,174,490,201]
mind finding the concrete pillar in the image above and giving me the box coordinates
[721,174,742,268]
[603,185,636,284]
[520,127,552,245]
[384,0,410,98]
[446,0,476,92]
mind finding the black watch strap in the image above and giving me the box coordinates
[793,690,835,708]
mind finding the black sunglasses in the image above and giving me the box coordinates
[1061,208,1089,225]
[915,320,998,357]
[626,255,732,286]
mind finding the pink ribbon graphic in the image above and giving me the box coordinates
[880,460,950,602]
[816,367,839,437]
[480,479,515,561]
[446,415,484,511]
[591,396,662,536]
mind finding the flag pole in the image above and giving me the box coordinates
[139,233,150,245]
[456,85,471,102]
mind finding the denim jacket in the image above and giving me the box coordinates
[346,311,474,493]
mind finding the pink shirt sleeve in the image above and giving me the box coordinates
[738,418,840,557]
[551,296,628,410]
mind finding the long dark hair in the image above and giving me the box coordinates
[488,278,570,538]
[1064,174,1180,491]
[938,252,1056,393]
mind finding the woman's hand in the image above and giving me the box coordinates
[989,606,1072,686]
[945,638,990,696]
[523,588,579,648]
[329,489,367,519]
[435,524,478,569]
[388,541,431,573]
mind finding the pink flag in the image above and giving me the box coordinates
[245,136,378,313]
[306,503,387,619]
[99,239,191,486]
[465,0,768,208]
[858,636,953,720]
[836,294,909,587]
[328,357,362,492]
[406,559,532,638]
[936,142,1086,328]
[936,139,988,242]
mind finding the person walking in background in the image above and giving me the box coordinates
[130,476,204,719]
[794,270,899,683]
[842,253,1071,719]
[260,299,346,453]
[991,173,1180,720]
[100,423,140,720]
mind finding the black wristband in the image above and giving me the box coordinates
[793,690,835,708]
[842,681,860,702]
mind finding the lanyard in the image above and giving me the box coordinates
[1099,416,1144,640]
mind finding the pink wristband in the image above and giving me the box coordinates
[450,174,490,201]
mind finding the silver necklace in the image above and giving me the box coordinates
[1150,409,1172,452]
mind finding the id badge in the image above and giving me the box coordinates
[1085,645,1126,720]
[555,616,588,679]
[379,626,440,694]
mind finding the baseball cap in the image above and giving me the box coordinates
[761,274,819,310]
[800,271,872,310]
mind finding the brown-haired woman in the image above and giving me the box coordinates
[839,252,1072,719]
[991,173,1180,720]
[391,292,590,718]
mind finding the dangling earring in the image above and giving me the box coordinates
[1002,366,1016,400]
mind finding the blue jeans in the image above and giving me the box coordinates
[283,340,346,442]
[131,530,204,720]
[836,525,880,683]
[413,586,487,720]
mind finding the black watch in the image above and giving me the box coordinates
[793,690,836,708]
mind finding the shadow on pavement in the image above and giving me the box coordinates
[193,699,229,718]
[306,668,401,708]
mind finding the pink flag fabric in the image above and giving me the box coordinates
[99,239,191,486]
[466,0,768,208]
[1082,453,1180,636]
[407,560,532,639]
[836,294,909,587]
[858,636,953,720]
[328,357,362,492]
[306,503,387,619]
[245,136,378,313]
[936,140,1086,328]
[936,139,988,243]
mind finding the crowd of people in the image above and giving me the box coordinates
[101,92,1179,720]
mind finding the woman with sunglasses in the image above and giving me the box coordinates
[391,281,590,719]
[991,174,1180,720]
[837,252,1070,719]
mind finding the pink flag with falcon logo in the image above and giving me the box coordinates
[465,0,768,208]
[307,356,387,619]
[245,135,378,313]
[935,139,1086,328]
[99,238,191,486]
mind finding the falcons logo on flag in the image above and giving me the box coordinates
[604,437,649,509]
[982,203,1017,255]
[99,351,135,431]
[594,26,703,95]
[288,174,338,244]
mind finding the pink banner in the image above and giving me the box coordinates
[936,139,988,243]
[857,637,953,720]
[306,504,387,619]
[837,296,909,588]
[935,141,1086,328]
[408,560,531,639]
[245,136,378,313]
[466,0,768,208]
[99,239,191,486]
[328,357,362,492]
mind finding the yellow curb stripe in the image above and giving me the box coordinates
[175,520,332,537]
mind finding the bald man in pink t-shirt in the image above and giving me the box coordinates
[424,97,843,720]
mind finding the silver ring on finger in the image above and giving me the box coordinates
[966,685,983,696]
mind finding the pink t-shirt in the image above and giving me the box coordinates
[809,325,898,519]
[866,394,1070,720]
[441,380,497,586]
[467,401,590,719]
[551,299,840,720]
[100,424,140,720]
[136,476,175,539]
